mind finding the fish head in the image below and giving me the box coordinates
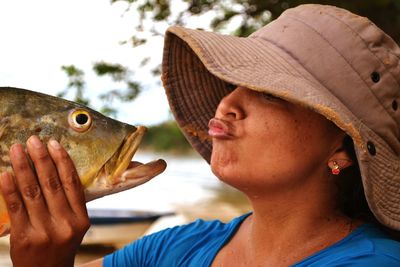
[60,107,143,186]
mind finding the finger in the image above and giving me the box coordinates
[9,143,48,224]
[26,136,70,215]
[47,139,87,217]
[0,172,29,229]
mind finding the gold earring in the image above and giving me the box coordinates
[331,161,340,175]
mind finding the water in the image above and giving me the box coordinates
[87,152,223,213]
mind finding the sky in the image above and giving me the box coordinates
[0,0,174,126]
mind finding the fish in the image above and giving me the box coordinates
[0,87,167,236]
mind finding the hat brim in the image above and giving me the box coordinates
[162,26,400,230]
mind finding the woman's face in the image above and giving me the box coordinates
[209,87,344,195]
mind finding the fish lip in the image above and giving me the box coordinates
[85,158,167,202]
[208,118,234,139]
[101,126,147,183]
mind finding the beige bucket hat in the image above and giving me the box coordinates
[161,4,400,230]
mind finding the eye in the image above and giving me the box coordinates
[262,92,280,101]
[68,109,92,132]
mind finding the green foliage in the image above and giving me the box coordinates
[60,62,140,117]
[93,62,141,103]
[110,0,400,41]
[59,65,89,106]
[141,121,193,153]
[93,62,127,81]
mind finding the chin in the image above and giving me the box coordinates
[210,152,233,178]
[211,160,231,181]
[210,160,242,188]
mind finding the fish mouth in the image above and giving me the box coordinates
[85,126,167,202]
[104,126,147,183]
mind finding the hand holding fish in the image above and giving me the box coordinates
[0,136,90,267]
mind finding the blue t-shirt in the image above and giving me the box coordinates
[103,213,400,266]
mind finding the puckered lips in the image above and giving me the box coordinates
[208,118,234,139]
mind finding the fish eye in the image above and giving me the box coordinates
[68,109,92,132]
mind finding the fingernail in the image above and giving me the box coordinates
[48,139,61,150]
[28,135,42,148]
[10,143,24,158]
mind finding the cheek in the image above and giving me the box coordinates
[210,113,334,191]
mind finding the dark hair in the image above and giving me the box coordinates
[338,136,400,240]
[336,135,375,221]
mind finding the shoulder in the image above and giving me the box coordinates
[140,213,249,249]
[296,224,400,266]
[153,212,250,238]
[345,224,400,260]
[103,213,250,267]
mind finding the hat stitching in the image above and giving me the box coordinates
[283,14,400,128]
[321,11,400,121]
[253,30,398,147]
[173,39,212,129]
[321,11,400,90]
[363,124,395,156]
[251,38,316,80]
[205,38,304,80]
[309,5,400,73]
[175,27,311,82]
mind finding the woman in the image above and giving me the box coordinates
[2,4,400,267]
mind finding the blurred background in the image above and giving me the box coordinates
[0,0,399,265]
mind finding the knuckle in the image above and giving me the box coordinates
[79,218,91,233]
[66,218,90,239]
[35,149,50,161]
[46,176,62,192]
[13,232,50,249]
[60,149,70,160]
[14,161,31,173]
[7,199,22,213]
[55,149,70,162]
[11,234,30,249]
[54,225,75,245]
[22,184,42,200]
[63,172,80,188]
[64,227,75,241]
[36,232,51,246]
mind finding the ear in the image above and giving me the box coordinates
[327,135,353,170]
[327,153,353,170]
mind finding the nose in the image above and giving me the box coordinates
[215,87,245,120]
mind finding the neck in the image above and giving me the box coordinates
[239,175,356,266]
